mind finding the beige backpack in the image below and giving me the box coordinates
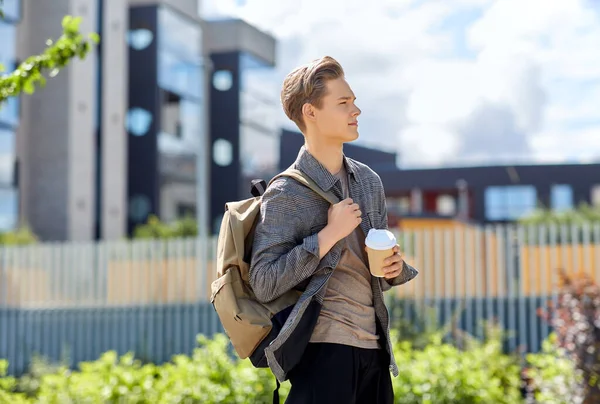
[210,168,337,363]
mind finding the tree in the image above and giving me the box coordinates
[0,12,99,104]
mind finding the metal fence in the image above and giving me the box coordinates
[1,223,599,375]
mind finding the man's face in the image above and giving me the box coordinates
[312,77,361,143]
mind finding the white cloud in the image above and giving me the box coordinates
[201,0,600,167]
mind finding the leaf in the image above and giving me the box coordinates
[23,80,35,94]
[89,32,100,44]
[0,15,98,103]
[61,15,72,28]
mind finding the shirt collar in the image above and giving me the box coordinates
[293,145,358,192]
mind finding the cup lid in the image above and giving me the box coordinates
[365,229,396,250]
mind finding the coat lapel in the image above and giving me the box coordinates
[346,166,374,236]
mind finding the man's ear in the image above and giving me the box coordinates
[302,103,317,123]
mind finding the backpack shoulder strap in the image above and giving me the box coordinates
[268,168,338,205]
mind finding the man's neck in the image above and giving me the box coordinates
[304,136,344,175]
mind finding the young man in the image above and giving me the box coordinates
[249,56,419,404]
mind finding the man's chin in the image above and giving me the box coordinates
[345,130,359,142]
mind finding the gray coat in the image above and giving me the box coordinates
[249,146,419,382]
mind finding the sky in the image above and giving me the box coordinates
[200,0,600,168]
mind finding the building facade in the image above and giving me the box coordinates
[126,3,206,235]
[205,18,277,235]
[379,164,600,225]
[8,0,278,241]
[16,0,106,241]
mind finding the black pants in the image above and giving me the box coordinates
[285,343,394,404]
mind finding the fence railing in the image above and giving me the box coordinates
[1,222,599,375]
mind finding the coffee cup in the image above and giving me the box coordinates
[365,229,397,277]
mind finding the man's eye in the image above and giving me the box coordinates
[340,101,347,104]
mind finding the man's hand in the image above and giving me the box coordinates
[317,198,362,259]
[381,244,404,279]
[324,198,362,241]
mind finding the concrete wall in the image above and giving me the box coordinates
[100,0,128,240]
[16,0,97,241]
[128,0,199,18]
[204,19,276,66]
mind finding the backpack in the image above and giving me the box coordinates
[210,168,338,365]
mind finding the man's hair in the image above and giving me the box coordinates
[280,56,345,132]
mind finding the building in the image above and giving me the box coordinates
[0,0,21,232]
[279,129,600,226]
[378,163,600,225]
[206,19,277,234]
[126,0,207,236]
[8,0,278,241]
[16,0,125,241]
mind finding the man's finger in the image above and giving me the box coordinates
[384,253,403,266]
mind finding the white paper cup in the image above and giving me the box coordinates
[365,229,397,277]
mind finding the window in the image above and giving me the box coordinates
[154,6,205,222]
[177,203,195,218]
[386,197,411,214]
[485,185,537,221]
[158,96,201,154]
[0,188,17,231]
[213,70,233,91]
[239,124,279,177]
[0,21,18,127]
[0,22,16,68]
[0,0,21,22]
[239,52,278,183]
[128,195,151,222]
[0,129,15,186]
[157,7,202,100]
[126,108,153,136]
[127,29,154,50]
[551,184,573,211]
[212,139,233,167]
[158,48,202,99]
[436,194,456,216]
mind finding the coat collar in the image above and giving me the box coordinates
[293,145,359,193]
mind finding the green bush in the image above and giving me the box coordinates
[392,329,523,404]
[523,333,583,404]
[132,215,197,239]
[0,335,288,404]
[0,360,30,403]
[0,331,582,403]
[0,225,38,245]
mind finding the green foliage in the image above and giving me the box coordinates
[523,333,583,404]
[392,327,524,404]
[519,203,600,227]
[0,225,38,245]
[0,360,30,404]
[0,335,288,404]
[132,215,198,239]
[517,203,600,244]
[0,15,99,104]
[0,330,582,403]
